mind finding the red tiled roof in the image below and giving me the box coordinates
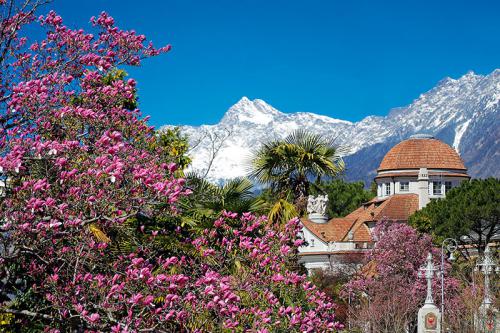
[348,223,372,242]
[378,138,467,172]
[301,194,419,244]
[301,218,355,243]
[361,260,378,278]
[346,193,419,222]
[377,194,419,220]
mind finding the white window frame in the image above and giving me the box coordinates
[432,181,442,196]
[385,182,391,196]
[445,181,452,194]
[399,181,409,192]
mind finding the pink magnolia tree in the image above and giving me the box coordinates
[0,2,342,331]
[345,221,460,332]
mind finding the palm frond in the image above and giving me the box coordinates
[268,199,299,225]
[88,223,111,243]
[249,129,347,199]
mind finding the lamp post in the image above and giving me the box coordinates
[417,252,440,333]
[475,245,499,332]
[440,238,457,330]
[475,245,498,307]
[419,252,439,304]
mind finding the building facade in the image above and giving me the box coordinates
[298,134,470,274]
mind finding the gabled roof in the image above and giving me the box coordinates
[301,194,419,244]
[301,218,355,243]
[345,193,419,222]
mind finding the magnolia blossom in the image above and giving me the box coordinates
[0,6,341,332]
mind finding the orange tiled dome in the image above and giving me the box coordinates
[378,136,467,172]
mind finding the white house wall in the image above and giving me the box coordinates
[298,254,331,273]
[299,226,329,253]
[376,173,467,199]
[428,176,467,199]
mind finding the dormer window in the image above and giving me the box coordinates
[309,239,315,247]
[399,181,409,192]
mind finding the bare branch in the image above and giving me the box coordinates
[2,308,55,320]
[200,126,232,179]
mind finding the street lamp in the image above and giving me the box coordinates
[475,245,499,332]
[475,245,498,307]
[418,252,439,305]
[441,238,458,330]
[417,252,441,332]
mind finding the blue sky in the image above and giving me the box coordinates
[49,0,500,127]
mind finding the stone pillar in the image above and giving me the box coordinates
[418,253,441,333]
[418,304,441,333]
[418,168,430,209]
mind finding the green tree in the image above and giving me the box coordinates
[179,175,267,226]
[154,127,192,174]
[250,130,346,219]
[409,178,500,255]
[311,179,374,218]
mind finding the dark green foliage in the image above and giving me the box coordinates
[154,128,192,172]
[311,179,374,218]
[179,175,267,226]
[409,178,500,255]
[369,181,378,197]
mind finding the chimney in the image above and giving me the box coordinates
[418,168,430,209]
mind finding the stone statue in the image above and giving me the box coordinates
[316,195,328,215]
[307,196,316,215]
[307,194,328,216]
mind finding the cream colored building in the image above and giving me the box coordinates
[299,134,470,274]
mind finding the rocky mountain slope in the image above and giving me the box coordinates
[161,70,500,185]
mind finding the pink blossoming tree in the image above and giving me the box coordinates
[345,221,460,332]
[0,1,341,331]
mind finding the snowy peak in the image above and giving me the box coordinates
[163,69,500,184]
[221,97,282,125]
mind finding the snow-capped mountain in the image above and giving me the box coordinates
[161,69,500,185]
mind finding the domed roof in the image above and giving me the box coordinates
[378,136,467,172]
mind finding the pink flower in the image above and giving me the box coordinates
[142,295,154,306]
[129,293,143,305]
[272,274,285,283]
[88,313,100,323]
[163,256,178,267]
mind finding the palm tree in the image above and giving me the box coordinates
[250,129,347,202]
[179,174,267,227]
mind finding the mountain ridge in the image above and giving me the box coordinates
[160,69,500,185]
